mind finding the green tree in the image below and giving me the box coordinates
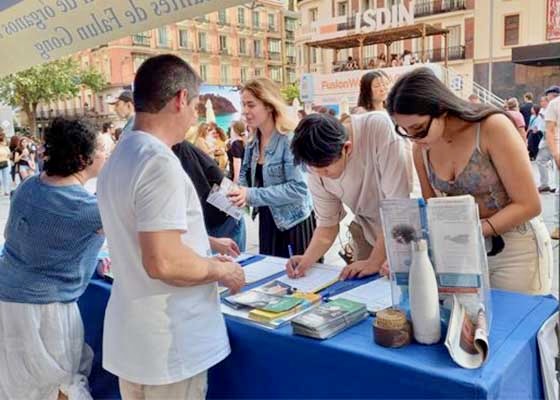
[0,58,106,136]
[281,83,300,104]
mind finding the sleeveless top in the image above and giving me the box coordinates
[422,123,510,211]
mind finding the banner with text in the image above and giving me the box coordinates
[300,64,444,110]
[0,0,247,77]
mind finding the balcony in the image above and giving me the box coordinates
[420,45,465,62]
[286,31,295,40]
[219,48,230,56]
[267,52,281,61]
[267,25,279,33]
[414,0,467,18]
[287,55,296,64]
[132,34,151,46]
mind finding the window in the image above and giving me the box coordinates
[239,38,247,54]
[218,10,227,24]
[504,14,519,46]
[133,54,150,72]
[238,7,245,26]
[254,67,263,77]
[271,66,282,82]
[157,27,170,47]
[361,0,373,11]
[219,35,228,52]
[132,31,151,46]
[254,40,262,57]
[447,25,461,48]
[337,1,347,17]
[179,29,189,48]
[253,11,260,29]
[268,39,281,53]
[220,64,230,84]
[285,18,296,31]
[268,14,276,31]
[287,69,296,84]
[198,32,207,51]
[311,48,317,64]
[241,67,248,82]
[309,8,318,22]
[199,64,208,81]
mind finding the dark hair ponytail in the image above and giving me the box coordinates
[386,67,511,124]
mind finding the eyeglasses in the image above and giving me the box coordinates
[395,116,433,140]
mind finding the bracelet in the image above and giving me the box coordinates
[485,219,499,236]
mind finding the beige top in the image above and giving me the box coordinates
[0,145,10,163]
[307,111,413,246]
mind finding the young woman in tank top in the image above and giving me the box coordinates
[386,67,553,295]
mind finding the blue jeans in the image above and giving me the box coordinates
[0,166,10,194]
[207,216,247,252]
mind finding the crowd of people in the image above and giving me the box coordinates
[332,50,425,72]
[0,54,558,400]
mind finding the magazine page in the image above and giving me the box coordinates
[444,295,489,369]
[380,198,426,309]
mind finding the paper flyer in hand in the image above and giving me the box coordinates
[207,177,244,220]
[444,295,489,369]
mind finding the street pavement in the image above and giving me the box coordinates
[0,163,557,298]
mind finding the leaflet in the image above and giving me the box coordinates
[240,256,286,284]
[332,277,396,314]
[277,263,343,293]
[206,177,244,220]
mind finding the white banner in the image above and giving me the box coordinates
[0,0,248,77]
[300,64,444,109]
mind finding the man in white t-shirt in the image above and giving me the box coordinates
[544,86,560,240]
[97,54,245,399]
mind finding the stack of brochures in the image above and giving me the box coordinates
[291,298,368,339]
[223,280,321,328]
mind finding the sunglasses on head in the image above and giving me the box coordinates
[394,116,433,140]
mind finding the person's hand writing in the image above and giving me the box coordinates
[338,260,380,281]
[211,237,240,257]
[217,261,245,294]
[286,256,314,278]
[228,187,248,208]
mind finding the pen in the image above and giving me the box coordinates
[287,244,298,276]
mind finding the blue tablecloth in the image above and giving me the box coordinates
[78,277,557,399]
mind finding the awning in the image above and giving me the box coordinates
[305,23,449,50]
[511,42,560,66]
[0,0,247,77]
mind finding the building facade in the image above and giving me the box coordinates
[295,0,476,81]
[295,0,559,101]
[474,0,560,100]
[36,0,297,123]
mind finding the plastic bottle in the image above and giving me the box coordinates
[409,239,441,344]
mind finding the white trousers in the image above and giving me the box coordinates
[119,371,207,400]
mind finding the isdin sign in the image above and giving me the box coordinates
[310,2,415,41]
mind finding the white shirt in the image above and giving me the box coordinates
[545,96,560,147]
[307,112,413,246]
[100,132,115,157]
[96,130,230,385]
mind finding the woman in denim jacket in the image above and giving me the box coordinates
[228,78,315,257]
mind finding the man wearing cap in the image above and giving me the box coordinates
[543,85,560,239]
[107,90,135,133]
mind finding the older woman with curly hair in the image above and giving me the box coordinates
[0,117,107,400]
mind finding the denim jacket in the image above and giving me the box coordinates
[239,130,313,231]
